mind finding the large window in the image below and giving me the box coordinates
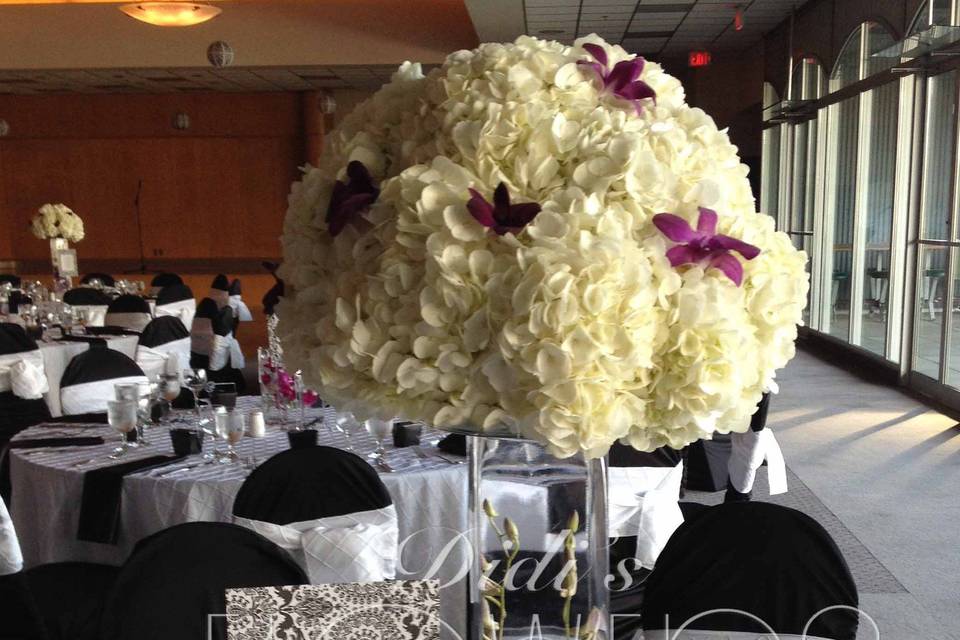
[825,96,859,341]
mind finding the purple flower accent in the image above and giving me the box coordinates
[653,207,761,286]
[577,43,656,115]
[467,183,541,236]
[326,160,379,237]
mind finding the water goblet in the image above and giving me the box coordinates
[223,412,245,463]
[183,368,208,420]
[365,418,393,465]
[209,405,229,463]
[107,400,138,459]
[333,411,357,452]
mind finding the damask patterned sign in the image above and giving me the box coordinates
[226,580,440,639]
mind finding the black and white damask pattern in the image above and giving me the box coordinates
[226,580,440,640]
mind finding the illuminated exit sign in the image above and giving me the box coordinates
[688,50,712,67]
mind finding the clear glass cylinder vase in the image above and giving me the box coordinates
[468,434,609,640]
[49,237,71,293]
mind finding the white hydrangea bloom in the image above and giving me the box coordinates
[277,35,808,459]
[31,203,84,243]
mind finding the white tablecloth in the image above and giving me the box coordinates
[37,336,139,417]
[9,398,468,634]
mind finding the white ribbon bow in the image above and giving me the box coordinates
[607,463,684,569]
[235,505,399,585]
[0,350,49,399]
[729,428,788,495]
[229,295,253,322]
[0,498,23,576]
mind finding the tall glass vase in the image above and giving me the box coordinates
[468,434,609,640]
[49,237,71,294]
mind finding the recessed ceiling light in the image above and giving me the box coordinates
[119,2,222,27]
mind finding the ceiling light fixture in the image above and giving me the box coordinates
[119,2,222,27]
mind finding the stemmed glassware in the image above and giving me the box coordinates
[115,382,156,446]
[365,418,393,468]
[107,400,138,459]
[223,412,245,463]
[183,368,208,420]
[333,411,358,452]
[210,406,229,463]
[157,373,180,425]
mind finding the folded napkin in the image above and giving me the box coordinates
[85,326,140,336]
[11,436,104,449]
[78,454,184,544]
[437,433,466,456]
[46,412,109,424]
[9,359,48,400]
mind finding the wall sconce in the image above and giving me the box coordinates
[172,112,191,130]
[318,92,337,115]
[0,119,8,137]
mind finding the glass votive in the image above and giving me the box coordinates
[248,410,266,438]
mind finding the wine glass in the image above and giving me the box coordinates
[157,373,180,424]
[183,368,208,420]
[222,412,245,463]
[211,406,230,463]
[107,400,138,459]
[365,418,393,466]
[333,411,358,452]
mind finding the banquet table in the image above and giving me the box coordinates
[9,397,469,634]
[37,335,139,416]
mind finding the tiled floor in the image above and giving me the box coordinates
[732,350,960,640]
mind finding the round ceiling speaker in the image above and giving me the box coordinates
[207,40,235,68]
[172,112,191,130]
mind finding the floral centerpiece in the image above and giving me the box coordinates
[277,36,808,458]
[277,35,808,638]
[31,203,85,243]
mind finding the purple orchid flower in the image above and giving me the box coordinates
[326,160,379,237]
[467,183,541,236]
[577,43,656,115]
[653,207,761,287]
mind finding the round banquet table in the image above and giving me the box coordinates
[9,397,469,635]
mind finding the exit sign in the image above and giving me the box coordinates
[688,50,712,67]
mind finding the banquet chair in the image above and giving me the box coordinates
[607,444,685,640]
[103,294,152,333]
[62,287,112,327]
[641,502,859,640]
[0,323,51,452]
[0,498,119,640]
[227,278,253,336]
[190,298,245,392]
[8,291,33,314]
[79,272,115,287]
[99,522,308,640]
[59,345,148,415]
[136,316,190,382]
[0,274,21,288]
[147,272,182,297]
[232,446,399,585]
[154,282,196,330]
[209,273,230,309]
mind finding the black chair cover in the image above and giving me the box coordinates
[8,291,32,314]
[155,283,193,306]
[18,562,120,640]
[190,298,243,391]
[642,502,859,639]
[228,279,242,296]
[0,274,21,288]
[210,274,229,293]
[139,315,189,349]
[149,273,183,289]
[261,261,284,315]
[0,324,51,451]
[60,345,145,416]
[0,571,47,640]
[63,288,112,307]
[80,273,115,287]
[99,522,307,640]
[233,446,393,524]
[105,294,150,316]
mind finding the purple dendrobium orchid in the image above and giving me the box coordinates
[326,160,379,237]
[577,43,657,115]
[653,207,761,287]
[467,183,541,236]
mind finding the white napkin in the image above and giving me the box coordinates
[10,358,49,400]
[235,505,399,585]
[0,498,22,576]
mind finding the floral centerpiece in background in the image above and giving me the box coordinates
[276,34,808,638]
[31,203,84,292]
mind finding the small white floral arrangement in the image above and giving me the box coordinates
[31,203,85,243]
[277,35,809,459]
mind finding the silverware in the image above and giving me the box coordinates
[376,458,394,473]
[157,462,203,478]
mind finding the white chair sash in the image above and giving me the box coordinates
[136,337,190,382]
[0,349,49,399]
[0,498,23,576]
[155,299,196,332]
[228,294,253,322]
[608,463,684,570]
[70,304,108,327]
[60,374,149,415]
[104,311,152,332]
[234,505,399,585]
[729,428,788,496]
